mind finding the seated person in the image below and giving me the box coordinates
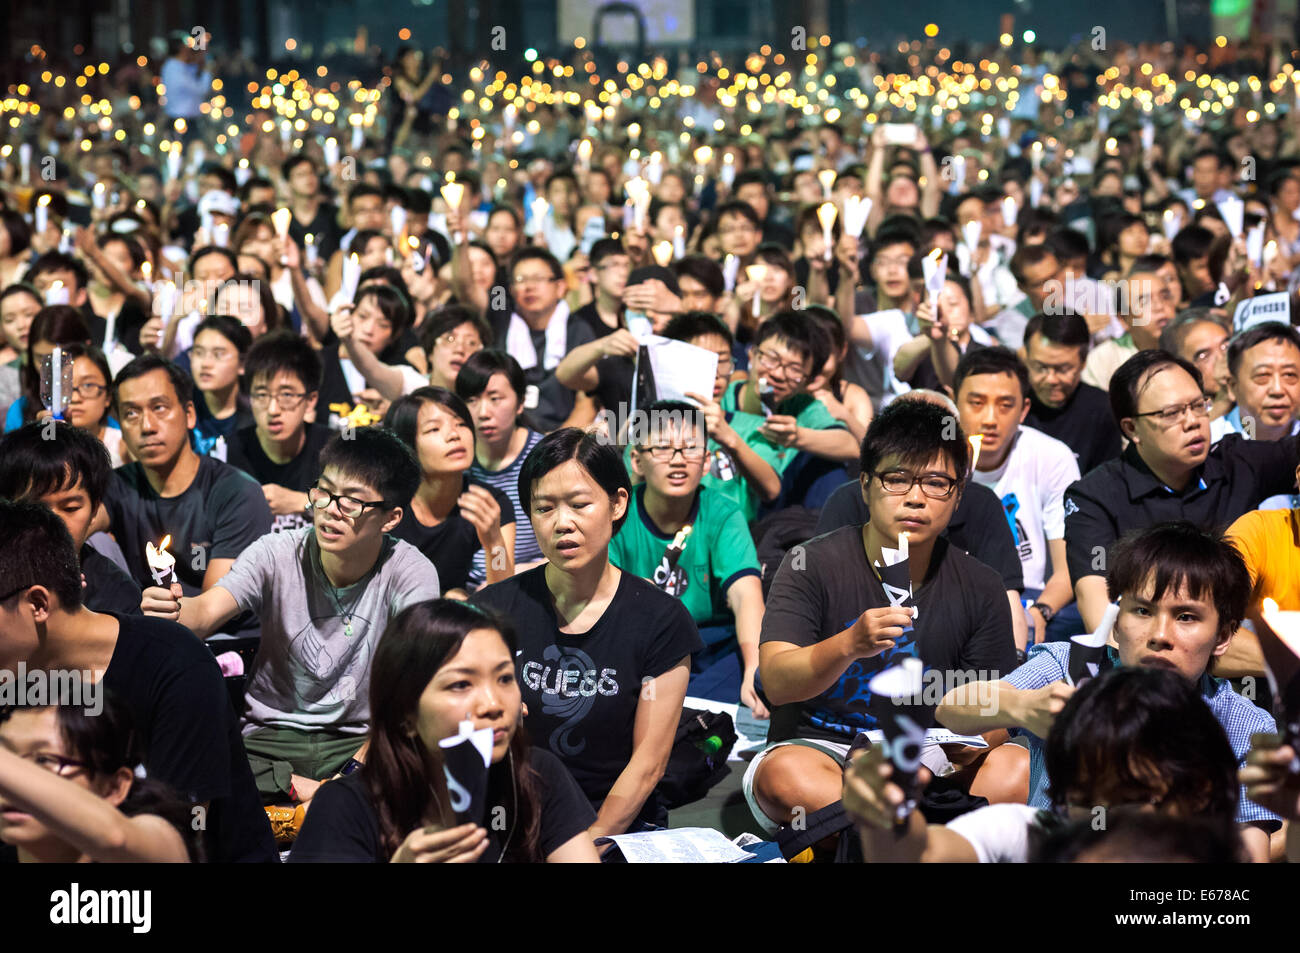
[0,500,276,862]
[1022,311,1122,475]
[189,314,254,458]
[456,349,547,587]
[933,521,1280,861]
[747,398,1018,836]
[0,697,200,863]
[955,347,1080,644]
[288,599,599,862]
[384,386,515,596]
[225,330,332,533]
[317,283,419,422]
[140,427,441,805]
[1080,256,1175,392]
[846,666,1248,862]
[1210,322,1300,442]
[613,400,767,714]
[104,354,272,637]
[4,305,92,432]
[472,428,702,836]
[1065,350,1299,633]
[817,389,1028,653]
[726,310,858,520]
[0,421,140,615]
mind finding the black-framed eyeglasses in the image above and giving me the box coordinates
[638,444,708,463]
[250,389,309,409]
[307,485,390,519]
[69,382,108,398]
[754,349,807,383]
[1132,396,1213,426]
[870,469,959,499]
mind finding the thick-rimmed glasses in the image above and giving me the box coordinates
[754,349,806,383]
[307,485,389,519]
[1133,397,1213,427]
[870,469,959,499]
[639,445,707,463]
[251,389,309,409]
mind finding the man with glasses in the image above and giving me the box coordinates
[225,331,332,533]
[489,247,597,432]
[1159,308,1234,420]
[141,427,439,805]
[1065,350,1300,634]
[746,398,1017,837]
[611,401,767,713]
[103,354,271,638]
[1209,322,1300,444]
[1082,255,1176,392]
[713,201,764,270]
[1023,311,1122,476]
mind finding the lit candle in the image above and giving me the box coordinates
[407,234,423,271]
[167,141,182,182]
[969,434,983,473]
[146,535,176,588]
[646,151,663,185]
[390,206,407,241]
[45,279,69,306]
[530,196,550,237]
[843,194,872,238]
[324,136,339,168]
[720,153,736,189]
[816,202,838,262]
[34,194,50,235]
[1001,196,1018,228]
[351,120,364,151]
[746,262,767,317]
[922,247,947,314]
[212,223,229,248]
[92,182,106,210]
[141,260,153,291]
[652,241,674,267]
[576,138,592,171]
[1031,141,1043,172]
[304,233,318,268]
[1162,208,1182,241]
[340,252,361,302]
[628,122,640,143]
[818,168,836,200]
[673,224,685,260]
[272,207,292,239]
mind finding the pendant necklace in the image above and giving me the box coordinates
[320,550,361,637]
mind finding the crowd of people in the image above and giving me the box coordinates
[3,26,1300,865]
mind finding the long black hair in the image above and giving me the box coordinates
[364,599,543,861]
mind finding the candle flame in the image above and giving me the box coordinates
[271,207,292,238]
[159,535,171,552]
[816,202,838,230]
[746,263,768,283]
[652,241,674,267]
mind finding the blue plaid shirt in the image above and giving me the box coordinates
[1005,642,1281,828]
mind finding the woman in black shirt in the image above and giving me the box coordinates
[472,429,702,836]
[289,599,598,862]
[385,386,515,595]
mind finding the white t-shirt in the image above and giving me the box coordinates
[945,803,1040,862]
[857,309,915,407]
[971,426,1080,591]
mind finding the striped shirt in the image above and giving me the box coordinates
[1006,641,1281,829]
[467,428,544,589]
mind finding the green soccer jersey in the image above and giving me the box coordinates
[707,390,847,522]
[609,484,760,626]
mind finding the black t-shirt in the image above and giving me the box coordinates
[288,202,343,260]
[1025,383,1122,476]
[571,301,620,339]
[81,545,142,616]
[903,339,988,394]
[225,423,333,533]
[391,479,515,591]
[101,613,278,863]
[761,527,1018,745]
[286,748,596,863]
[1064,435,1300,585]
[471,566,702,818]
[104,455,272,636]
[316,331,417,413]
[815,479,1024,592]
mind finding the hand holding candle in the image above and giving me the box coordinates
[146,535,176,588]
[746,262,767,317]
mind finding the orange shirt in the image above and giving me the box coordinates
[1227,508,1300,610]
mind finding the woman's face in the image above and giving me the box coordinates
[1118,222,1150,258]
[191,328,244,393]
[0,708,122,858]
[352,295,396,355]
[429,321,484,390]
[360,236,391,270]
[1278,178,1300,212]
[529,458,627,572]
[99,239,136,284]
[760,264,793,302]
[66,355,111,431]
[415,628,522,764]
[0,291,40,351]
[465,372,521,446]
[214,284,266,335]
[485,213,520,259]
[239,224,276,265]
[414,401,473,475]
[467,246,496,290]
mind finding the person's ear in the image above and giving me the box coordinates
[1211,624,1233,659]
[381,506,404,534]
[1120,417,1139,444]
[629,451,645,478]
[184,400,197,432]
[306,391,319,416]
[98,766,135,807]
[1018,396,1031,424]
[610,487,629,524]
[1225,377,1238,404]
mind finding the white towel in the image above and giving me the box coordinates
[505,300,571,372]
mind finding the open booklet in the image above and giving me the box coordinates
[631,334,720,414]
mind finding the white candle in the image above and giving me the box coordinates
[167,142,182,182]
[146,535,176,587]
[817,203,838,262]
[34,194,50,236]
[92,182,106,210]
[652,241,674,267]
[305,233,318,268]
[818,168,836,200]
[746,263,767,317]
[720,153,736,189]
[272,206,292,239]
[19,142,31,185]
[341,253,361,302]
[324,137,339,167]
[51,346,63,416]
[673,224,686,260]
[351,121,364,151]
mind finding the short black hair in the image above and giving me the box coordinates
[1159,309,1231,358]
[383,386,475,454]
[517,428,631,534]
[0,498,83,609]
[1032,810,1242,863]
[752,309,827,377]
[1226,321,1300,379]
[245,330,324,393]
[189,245,239,277]
[1044,666,1237,818]
[356,283,413,338]
[663,311,733,347]
[859,395,968,480]
[28,251,90,292]
[714,200,763,231]
[588,238,626,269]
[455,348,526,404]
[509,246,564,282]
[1009,242,1057,286]
[317,427,421,508]
[112,353,194,413]
[636,399,709,446]
[1107,521,1251,643]
[281,153,316,180]
[1045,226,1091,263]
[0,421,112,510]
[1171,225,1215,265]
[1023,311,1090,361]
[1108,349,1203,424]
[346,183,385,207]
[731,168,770,193]
[952,346,1031,400]
[671,255,725,299]
[193,313,253,358]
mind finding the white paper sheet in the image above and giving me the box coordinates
[594,827,758,863]
[635,335,719,406]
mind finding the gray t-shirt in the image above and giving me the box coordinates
[217,527,440,736]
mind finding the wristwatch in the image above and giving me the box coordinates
[1031,602,1055,623]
